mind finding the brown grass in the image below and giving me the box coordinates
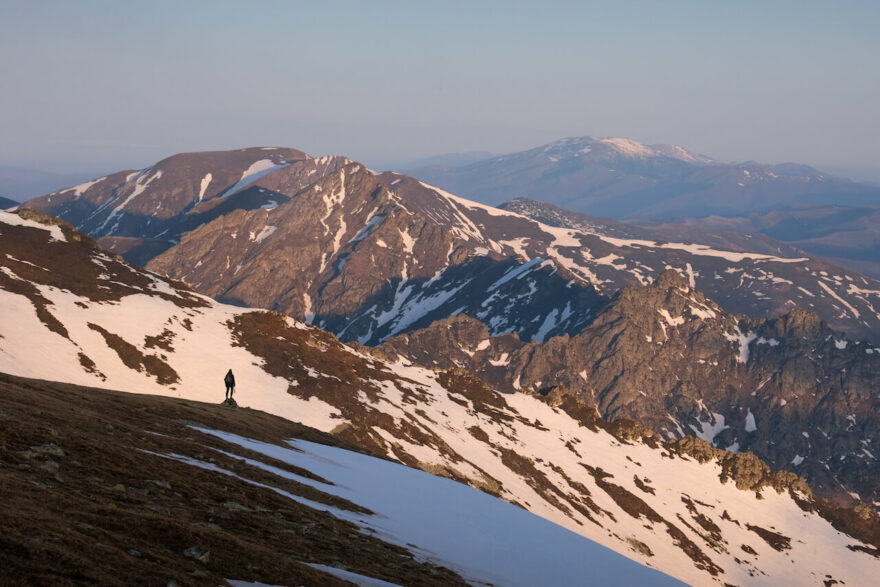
[0,372,467,586]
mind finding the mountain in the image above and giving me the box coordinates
[20,147,321,266]
[0,196,17,210]
[22,147,880,344]
[407,136,880,220]
[640,206,880,280]
[3,209,879,585]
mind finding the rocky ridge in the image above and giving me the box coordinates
[379,269,880,507]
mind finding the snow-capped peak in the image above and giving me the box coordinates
[599,136,657,157]
[540,136,713,164]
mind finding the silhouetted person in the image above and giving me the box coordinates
[225,369,235,401]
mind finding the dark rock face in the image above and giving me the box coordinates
[381,269,880,506]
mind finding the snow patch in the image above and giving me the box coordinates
[0,211,67,242]
[251,226,277,244]
[222,160,290,197]
[198,173,213,201]
[745,410,757,433]
[64,176,106,197]
[723,327,757,364]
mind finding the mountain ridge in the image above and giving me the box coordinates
[22,146,880,344]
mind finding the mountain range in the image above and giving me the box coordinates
[2,208,879,585]
[9,142,880,583]
[406,136,880,220]
[20,147,880,345]
[16,146,880,504]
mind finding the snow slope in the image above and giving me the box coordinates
[198,429,682,587]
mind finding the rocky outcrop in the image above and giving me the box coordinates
[381,269,880,506]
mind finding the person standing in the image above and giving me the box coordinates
[224,369,235,401]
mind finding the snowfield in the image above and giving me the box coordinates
[199,429,683,586]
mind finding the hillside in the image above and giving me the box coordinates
[2,373,690,586]
[2,209,880,585]
[0,373,466,586]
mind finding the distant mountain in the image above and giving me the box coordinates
[2,208,879,586]
[0,165,101,201]
[640,206,880,280]
[0,196,17,210]
[22,147,880,344]
[408,136,880,220]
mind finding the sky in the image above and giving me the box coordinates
[2,0,879,181]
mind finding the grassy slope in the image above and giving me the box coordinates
[0,372,465,586]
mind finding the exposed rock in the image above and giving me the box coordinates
[383,269,880,506]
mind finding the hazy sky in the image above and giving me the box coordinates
[2,0,879,180]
